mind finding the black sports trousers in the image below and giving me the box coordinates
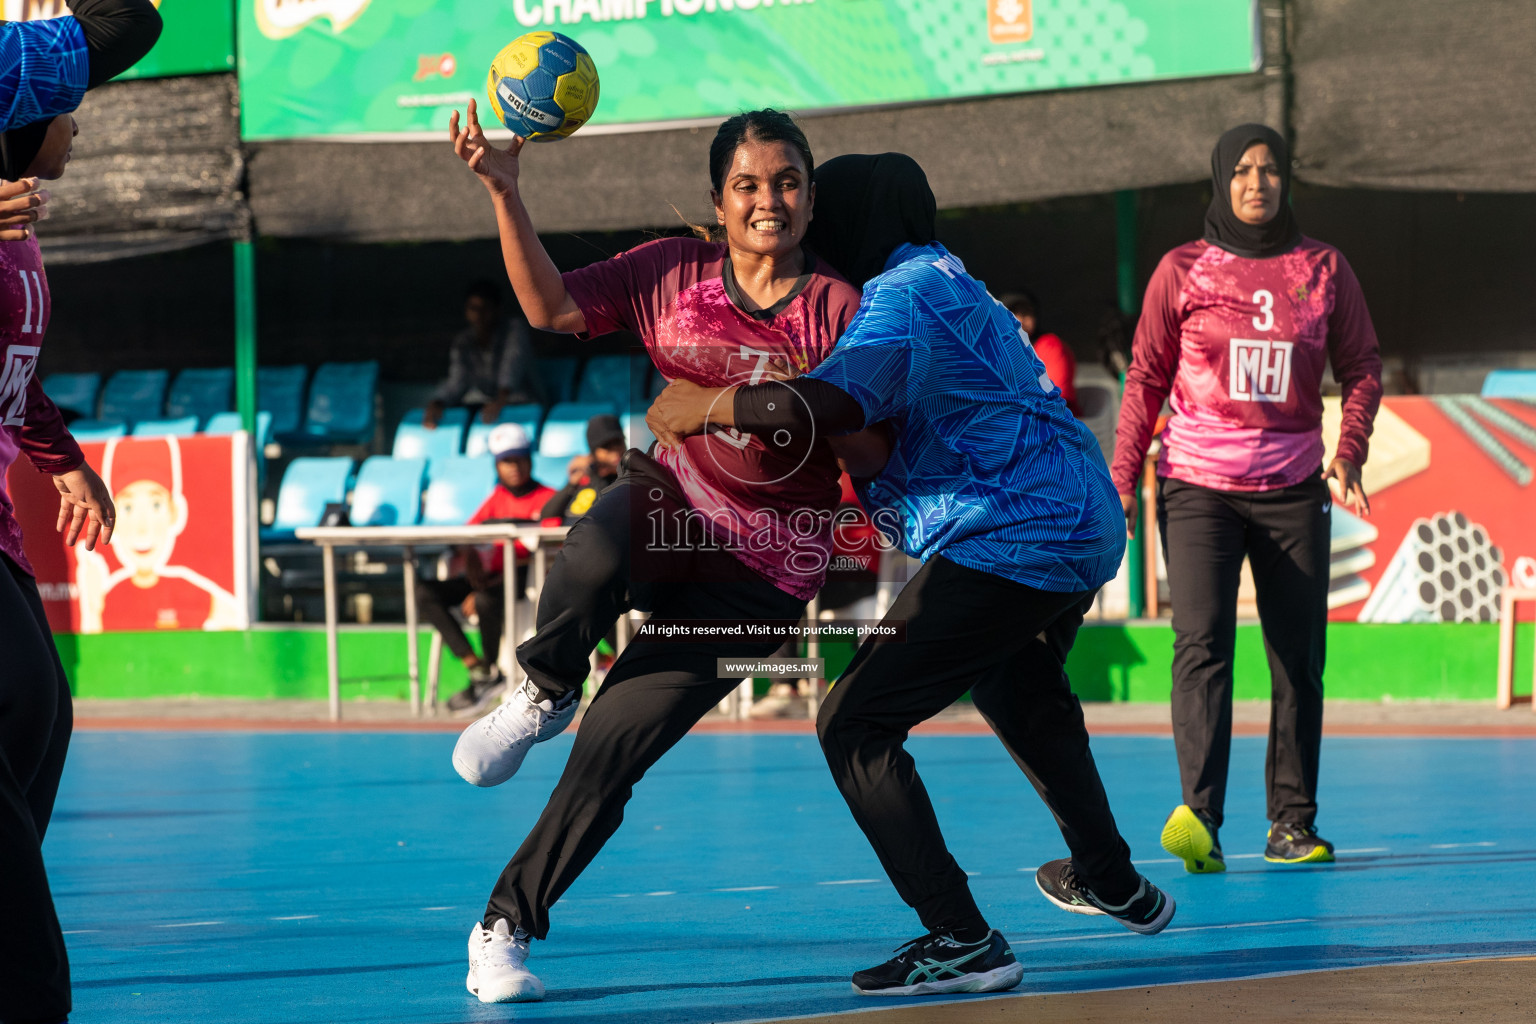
[1156,474,1330,828]
[817,554,1140,935]
[0,553,73,1023]
[486,452,805,938]
[415,571,521,666]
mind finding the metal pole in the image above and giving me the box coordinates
[322,543,340,722]
[402,546,420,716]
[1116,189,1146,619]
[233,240,259,436]
[501,539,517,682]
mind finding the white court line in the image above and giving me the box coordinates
[154,921,223,929]
[1010,916,1316,947]
[1430,842,1496,849]
[270,915,318,921]
[420,906,454,911]
[817,879,880,885]
[646,891,676,896]
[715,886,777,892]
[1128,858,1178,866]
[1226,853,1263,860]
[62,929,100,935]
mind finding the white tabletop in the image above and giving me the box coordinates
[294,524,570,546]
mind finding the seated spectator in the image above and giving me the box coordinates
[541,413,624,523]
[425,279,541,428]
[417,423,555,715]
[1001,290,1078,416]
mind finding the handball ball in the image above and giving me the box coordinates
[485,31,600,142]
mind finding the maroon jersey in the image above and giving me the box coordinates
[1112,238,1383,494]
[0,235,83,576]
[564,237,860,599]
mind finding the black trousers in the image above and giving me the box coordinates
[817,554,1139,935]
[415,571,518,666]
[1157,475,1330,828]
[486,454,805,938]
[0,553,73,1022]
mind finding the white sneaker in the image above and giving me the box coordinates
[452,678,579,787]
[466,919,544,1003]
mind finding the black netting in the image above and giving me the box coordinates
[247,73,1279,242]
[38,72,247,264]
[1290,0,1536,192]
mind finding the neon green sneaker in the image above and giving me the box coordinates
[1160,804,1226,874]
[1264,822,1336,864]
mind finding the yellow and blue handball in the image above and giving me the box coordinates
[485,31,600,142]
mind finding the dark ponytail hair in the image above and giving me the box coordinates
[708,109,813,193]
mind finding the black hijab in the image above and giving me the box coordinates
[805,153,936,287]
[1202,123,1301,259]
[0,119,51,182]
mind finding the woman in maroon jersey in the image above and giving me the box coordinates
[1112,124,1383,876]
[0,111,118,1024]
[444,102,880,1003]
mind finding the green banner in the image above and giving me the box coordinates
[237,0,1257,141]
[117,0,236,80]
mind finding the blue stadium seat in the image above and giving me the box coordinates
[68,419,127,442]
[42,372,100,417]
[393,406,468,461]
[538,401,617,457]
[98,369,168,425]
[349,455,426,527]
[539,356,579,404]
[464,403,543,457]
[258,365,309,437]
[421,455,495,526]
[303,361,379,444]
[204,410,274,448]
[131,416,199,438]
[263,456,353,541]
[577,353,653,410]
[531,452,570,491]
[622,412,656,454]
[165,367,234,426]
[1482,370,1536,398]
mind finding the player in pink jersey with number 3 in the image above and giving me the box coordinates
[444,102,879,1003]
[1112,124,1383,876]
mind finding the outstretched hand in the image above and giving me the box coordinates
[449,99,524,197]
[0,178,48,241]
[54,464,115,551]
[1323,457,1370,517]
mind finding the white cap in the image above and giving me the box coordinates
[487,422,532,460]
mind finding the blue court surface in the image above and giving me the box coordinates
[52,730,1536,1023]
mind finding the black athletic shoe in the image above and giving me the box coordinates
[448,666,506,715]
[1161,804,1227,874]
[1034,858,1175,935]
[851,929,1023,997]
[1265,822,1336,864]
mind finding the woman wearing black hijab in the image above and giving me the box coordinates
[1111,125,1383,873]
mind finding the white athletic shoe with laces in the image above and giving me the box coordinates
[452,677,579,787]
[466,919,544,1003]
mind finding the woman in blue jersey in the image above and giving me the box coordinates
[647,153,1175,998]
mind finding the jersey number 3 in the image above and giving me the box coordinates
[1252,289,1275,332]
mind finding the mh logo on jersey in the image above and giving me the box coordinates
[0,344,40,427]
[1229,338,1293,403]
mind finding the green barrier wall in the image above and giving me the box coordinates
[56,622,1534,704]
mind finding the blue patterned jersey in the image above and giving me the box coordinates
[0,17,89,133]
[807,242,1126,592]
